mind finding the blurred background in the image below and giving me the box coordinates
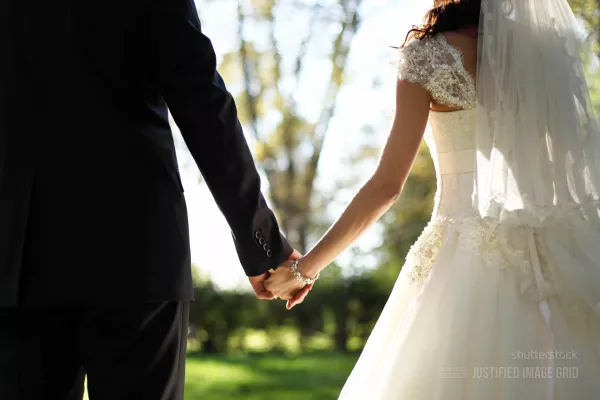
[90,0,600,399]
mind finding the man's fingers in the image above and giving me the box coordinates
[263,281,272,293]
[288,249,303,261]
[257,290,275,300]
[248,272,276,300]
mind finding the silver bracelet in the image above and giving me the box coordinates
[291,258,319,285]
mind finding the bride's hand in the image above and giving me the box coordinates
[264,260,309,303]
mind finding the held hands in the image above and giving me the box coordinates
[247,272,277,300]
[247,249,313,309]
[265,260,314,310]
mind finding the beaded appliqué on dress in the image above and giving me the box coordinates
[405,219,448,285]
[397,35,477,110]
[406,218,529,281]
[405,216,561,304]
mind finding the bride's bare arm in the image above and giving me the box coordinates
[264,79,431,304]
[296,80,431,279]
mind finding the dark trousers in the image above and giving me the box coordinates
[0,302,189,400]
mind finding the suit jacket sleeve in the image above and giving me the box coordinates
[147,0,293,276]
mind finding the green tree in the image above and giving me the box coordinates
[217,0,363,253]
[570,0,600,113]
[570,0,600,53]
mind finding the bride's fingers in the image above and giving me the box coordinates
[273,289,298,302]
[286,284,313,310]
[269,286,295,300]
[287,296,305,310]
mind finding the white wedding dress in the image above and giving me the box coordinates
[338,34,600,399]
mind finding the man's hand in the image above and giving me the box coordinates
[288,249,302,261]
[248,272,275,300]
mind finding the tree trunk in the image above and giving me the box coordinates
[202,337,218,354]
[229,0,363,254]
[334,306,350,353]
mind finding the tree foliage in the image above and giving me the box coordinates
[217,0,363,252]
[570,0,600,53]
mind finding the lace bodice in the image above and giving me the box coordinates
[397,34,478,218]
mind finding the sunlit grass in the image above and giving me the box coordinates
[83,352,357,400]
[184,353,357,400]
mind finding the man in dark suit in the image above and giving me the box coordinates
[0,0,308,399]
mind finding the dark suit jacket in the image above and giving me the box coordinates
[0,0,292,306]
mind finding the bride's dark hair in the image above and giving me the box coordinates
[401,0,481,47]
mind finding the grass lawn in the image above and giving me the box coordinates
[84,352,358,400]
[184,352,358,400]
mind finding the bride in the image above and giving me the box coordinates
[266,0,600,398]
